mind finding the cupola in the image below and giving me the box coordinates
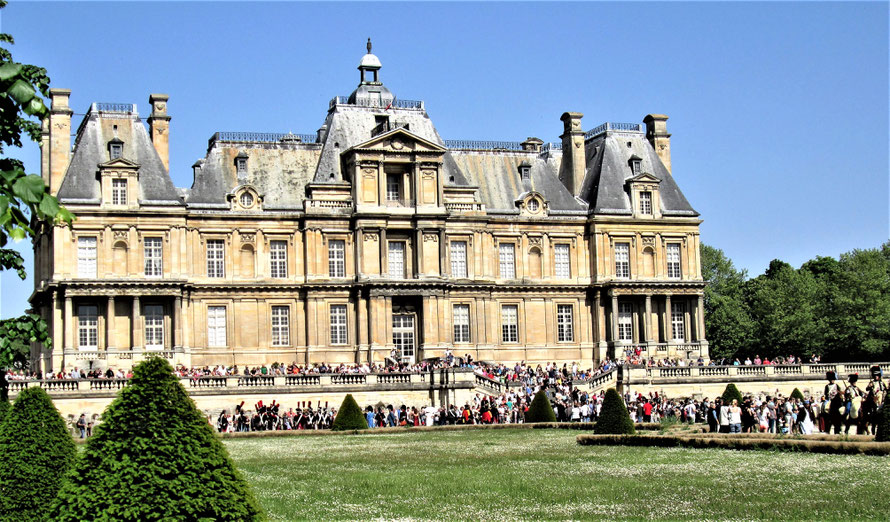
[347,38,395,107]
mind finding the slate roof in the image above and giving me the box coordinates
[58,110,181,205]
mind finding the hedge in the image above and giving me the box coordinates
[332,394,369,431]
[876,392,890,442]
[0,387,76,521]
[53,357,261,521]
[524,390,557,423]
[594,388,635,435]
[721,383,744,405]
[576,433,890,456]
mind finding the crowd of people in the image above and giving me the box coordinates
[621,348,821,368]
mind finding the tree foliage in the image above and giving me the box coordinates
[593,388,635,435]
[721,383,744,406]
[53,357,262,521]
[790,388,805,401]
[524,390,557,423]
[0,386,76,521]
[331,394,369,431]
[701,244,755,360]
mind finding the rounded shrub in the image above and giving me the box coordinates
[876,393,890,442]
[594,388,636,435]
[0,386,76,521]
[525,390,557,423]
[332,393,368,431]
[53,357,261,521]
[790,388,805,401]
[721,383,744,406]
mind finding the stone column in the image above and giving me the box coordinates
[132,296,142,351]
[644,294,653,357]
[697,294,706,341]
[379,228,388,276]
[174,296,183,348]
[664,294,672,343]
[356,227,363,278]
[64,296,74,352]
[438,228,446,277]
[610,292,618,344]
[106,296,116,350]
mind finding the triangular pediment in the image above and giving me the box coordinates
[626,172,660,184]
[349,127,446,154]
[98,157,140,169]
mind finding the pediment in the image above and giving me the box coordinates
[98,157,140,169]
[626,172,661,184]
[349,128,446,154]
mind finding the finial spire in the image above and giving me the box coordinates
[367,38,372,54]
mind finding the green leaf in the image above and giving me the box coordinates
[9,227,24,241]
[0,195,8,215]
[23,96,46,117]
[12,174,45,204]
[0,62,22,81]
[38,194,60,218]
[6,78,35,104]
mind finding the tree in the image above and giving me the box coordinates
[53,357,261,521]
[593,388,635,435]
[829,248,890,360]
[701,244,755,360]
[721,383,744,406]
[0,0,73,400]
[331,394,369,431]
[0,386,76,521]
[524,390,557,423]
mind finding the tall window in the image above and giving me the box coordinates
[207,306,227,347]
[112,179,127,205]
[271,306,290,346]
[328,239,346,277]
[77,237,97,278]
[614,242,630,279]
[386,173,400,201]
[554,244,571,278]
[450,241,467,278]
[77,305,98,349]
[330,305,348,344]
[144,305,164,349]
[501,304,518,343]
[144,237,163,278]
[640,191,652,215]
[270,240,287,278]
[667,243,681,279]
[618,302,633,341]
[393,314,415,360]
[110,143,123,160]
[453,304,471,343]
[498,243,515,279]
[388,241,405,278]
[671,302,686,342]
[207,239,225,278]
[557,304,574,342]
[236,157,248,177]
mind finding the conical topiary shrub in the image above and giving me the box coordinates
[790,388,805,401]
[332,394,368,431]
[53,357,261,521]
[524,390,557,423]
[876,392,890,442]
[0,386,76,521]
[721,383,744,406]
[594,388,635,435]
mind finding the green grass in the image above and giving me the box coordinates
[225,429,889,520]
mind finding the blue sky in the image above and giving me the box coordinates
[1,1,888,318]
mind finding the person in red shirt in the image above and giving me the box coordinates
[643,400,653,422]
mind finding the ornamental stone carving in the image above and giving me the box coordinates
[363,233,379,242]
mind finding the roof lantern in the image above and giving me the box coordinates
[348,38,395,107]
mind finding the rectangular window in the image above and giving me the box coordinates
[270,240,288,279]
[144,237,163,278]
[671,302,686,342]
[77,305,98,349]
[271,306,290,347]
[388,241,405,278]
[393,314,415,360]
[554,244,571,278]
[207,239,225,278]
[614,242,630,279]
[112,179,127,205]
[453,304,471,343]
[640,191,652,215]
[498,243,515,279]
[144,305,164,349]
[618,302,633,341]
[330,305,348,345]
[207,306,227,347]
[557,304,574,342]
[386,173,400,201]
[328,239,346,278]
[77,237,97,278]
[501,304,518,343]
[667,243,681,279]
[110,143,123,160]
[450,240,467,278]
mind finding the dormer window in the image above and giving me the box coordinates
[629,155,642,175]
[108,138,124,160]
[519,162,531,181]
[235,152,249,178]
[239,192,254,208]
[527,199,539,212]
[640,191,652,215]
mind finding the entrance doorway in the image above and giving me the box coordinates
[392,314,416,363]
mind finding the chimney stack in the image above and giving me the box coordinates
[558,112,586,196]
[47,89,73,196]
[148,94,171,171]
[644,114,671,174]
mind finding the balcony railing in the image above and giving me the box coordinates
[210,132,318,145]
[444,140,526,151]
[540,142,562,153]
[445,202,484,213]
[584,122,643,140]
[95,103,136,113]
[384,199,414,208]
[329,96,424,110]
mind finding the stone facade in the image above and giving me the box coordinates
[31,45,707,372]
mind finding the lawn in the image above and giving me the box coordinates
[225,429,889,520]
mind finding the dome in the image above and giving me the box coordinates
[359,53,381,69]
